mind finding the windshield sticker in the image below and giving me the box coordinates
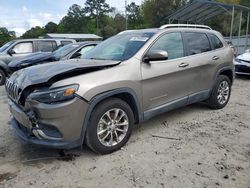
[130,37,149,42]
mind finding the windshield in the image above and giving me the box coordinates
[52,43,80,60]
[0,41,15,53]
[82,32,155,61]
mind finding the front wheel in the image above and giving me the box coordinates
[206,75,232,109]
[0,69,6,86]
[86,98,134,154]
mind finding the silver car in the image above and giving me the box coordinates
[6,25,234,154]
[234,49,250,75]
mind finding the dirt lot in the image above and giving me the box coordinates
[0,77,249,188]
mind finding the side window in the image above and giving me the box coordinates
[37,41,56,52]
[80,45,95,57]
[71,45,95,59]
[183,32,211,55]
[12,42,33,54]
[207,34,223,50]
[149,32,184,60]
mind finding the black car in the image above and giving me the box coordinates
[7,41,98,76]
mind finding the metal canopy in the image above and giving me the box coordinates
[166,0,250,53]
[167,0,250,23]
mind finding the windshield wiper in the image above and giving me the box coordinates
[89,57,108,60]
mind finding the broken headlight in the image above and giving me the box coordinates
[28,84,79,104]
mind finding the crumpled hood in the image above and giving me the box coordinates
[237,52,250,61]
[9,59,121,90]
[8,52,52,68]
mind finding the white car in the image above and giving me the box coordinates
[234,49,250,75]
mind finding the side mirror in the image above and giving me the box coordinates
[143,50,168,63]
[245,49,250,53]
[71,52,81,59]
[8,49,16,56]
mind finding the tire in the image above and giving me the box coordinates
[86,98,134,154]
[0,69,6,86]
[207,75,231,109]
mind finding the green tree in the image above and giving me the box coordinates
[141,0,187,28]
[240,0,250,7]
[126,2,144,29]
[0,28,16,46]
[44,22,58,33]
[22,26,44,38]
[84,0,114,33]
[59,4,89,33]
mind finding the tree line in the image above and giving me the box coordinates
[1,0,250,47]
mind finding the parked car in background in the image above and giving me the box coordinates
[234,49,250,75]
[8,42,98,75]
[5,24,234,154]
[0,39,76,85]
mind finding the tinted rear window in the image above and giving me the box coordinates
[207,34,223,49]
[37,41,57,52]
[61,41,73,46]
[184,32,211,55]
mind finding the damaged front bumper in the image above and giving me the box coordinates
[8,97,89,149]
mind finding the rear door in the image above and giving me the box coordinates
[182,32,218,95]
[35,41,57,52]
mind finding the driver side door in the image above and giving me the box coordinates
[8,41,34,63]
[141,32,192,114]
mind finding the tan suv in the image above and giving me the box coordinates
[5,24,234,154]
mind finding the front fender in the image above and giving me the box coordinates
[79,88,143,146]
[0,61,10,75]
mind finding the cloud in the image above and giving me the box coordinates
[1,0,143,37]
[22,6,27,12]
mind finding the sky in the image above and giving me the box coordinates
[0,0,143,36]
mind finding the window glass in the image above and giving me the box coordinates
[52,43,80,60]
[12,42,33,54]
[82,32,155,61]
[149,32,184,60]
[80,45,95,58]
[208,34,223,49]
[37,41,56,52]
[184,32,211,55]
[0,41,15,52]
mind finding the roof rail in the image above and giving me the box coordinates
[159,24,212,30]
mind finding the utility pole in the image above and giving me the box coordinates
[96,2,100,34]
[125,0,128,30]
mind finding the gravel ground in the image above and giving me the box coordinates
[0,77,249,188]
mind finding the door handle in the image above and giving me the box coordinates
[178,63,189,68]
[212,56,220,60]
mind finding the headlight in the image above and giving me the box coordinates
[28,84,79,104]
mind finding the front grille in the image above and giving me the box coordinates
[5,79,22,102]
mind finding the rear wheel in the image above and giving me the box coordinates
[207,75,231,109]
[0,69,6,86]
[86,98,134,154]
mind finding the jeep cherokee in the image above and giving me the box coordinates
[5,24,234,154]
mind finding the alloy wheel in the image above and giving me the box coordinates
[97,108,129,147]
[217,80,230,105]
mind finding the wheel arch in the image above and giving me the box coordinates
[79,88,143,146]
[217,67,234,84]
